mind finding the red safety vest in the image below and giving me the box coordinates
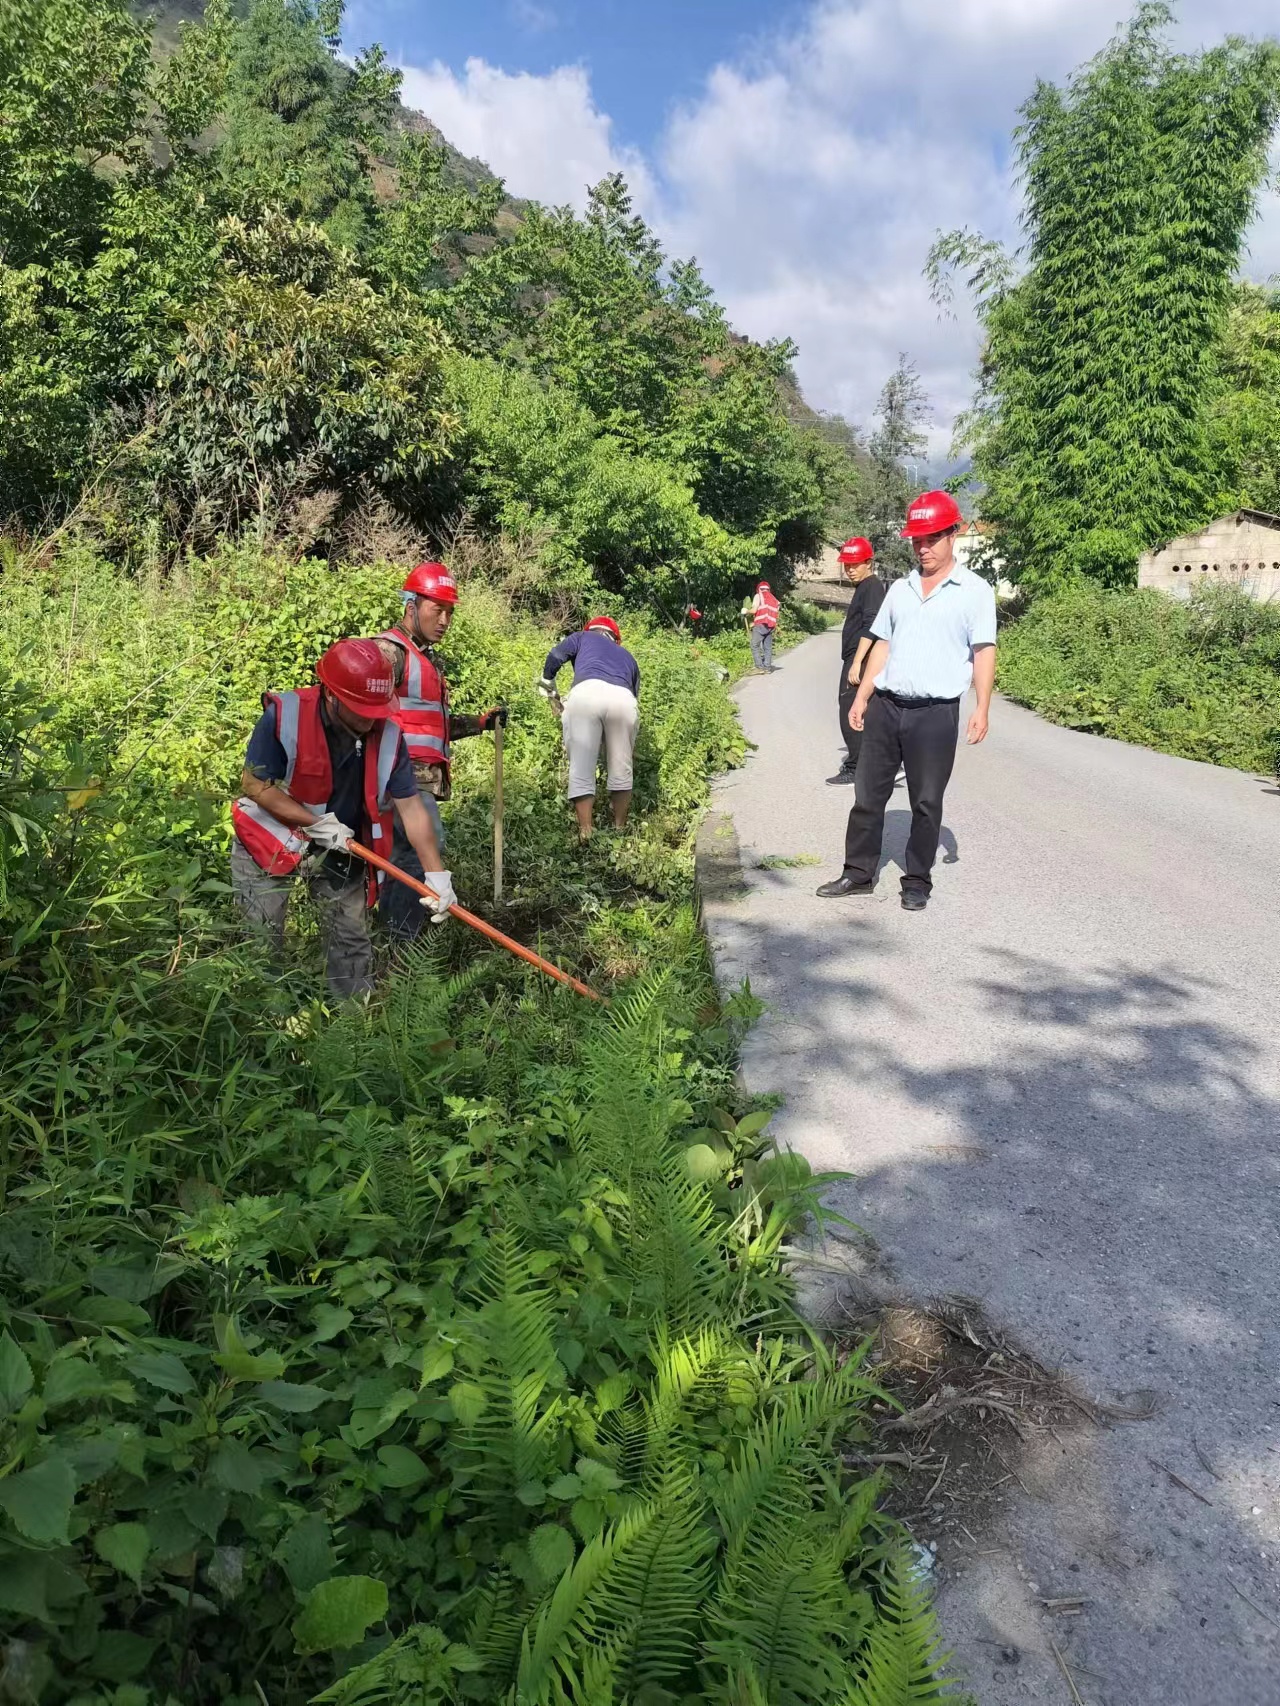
[753,589,780,630]
[231,686,400,903]
[378,627,450,776]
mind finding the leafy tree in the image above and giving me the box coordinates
[153,0,235,148]
[801,409,874,543]
[865,355,930,576]
[0,0,152,269]
[929,3,1280,591]
[370,133,505,295]
[0,0,851,604]
[1211,283,1280,516]
[443,174,837,583]
[218,0,400,253]
[0,0,229,510]
[442,354,738,613]
[144,213,457,546]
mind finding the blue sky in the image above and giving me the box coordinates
[342,0,808,150]
[340,1,1280,451]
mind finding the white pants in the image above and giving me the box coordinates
[562,679,639,799]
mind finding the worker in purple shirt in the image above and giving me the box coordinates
[539,616,640,841]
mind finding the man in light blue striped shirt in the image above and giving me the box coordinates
[817,491,996,912]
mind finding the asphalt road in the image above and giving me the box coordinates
[701,627,1280,1706]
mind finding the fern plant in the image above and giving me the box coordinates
[842,1549,956,1706]
[446,1230,567,1517]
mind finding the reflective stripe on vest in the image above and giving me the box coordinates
[754,590,780,630]
[231,795,312,876]
[277,690,302,787]
[366,717,402,845]
[379,628,450,769]
[232,686,397,900]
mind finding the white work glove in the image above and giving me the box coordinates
[537,677,557,700]
[419,871,456,924]
[303,811,355,852]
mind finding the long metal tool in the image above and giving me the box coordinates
[347,838,604,1002]
[492,720,504,905]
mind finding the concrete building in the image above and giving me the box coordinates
[1138,510,1280,601]
[954,521,1014,597]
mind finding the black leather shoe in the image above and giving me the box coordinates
[816,875,875,898]
[900,888,929,911]
[825,768,857,785]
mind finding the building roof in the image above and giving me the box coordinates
[1146,509,1280,554]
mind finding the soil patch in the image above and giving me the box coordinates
[833,1294,1157,1560]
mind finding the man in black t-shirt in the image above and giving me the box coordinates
[828,537,886,784]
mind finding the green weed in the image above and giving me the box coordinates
[0,553,957,1703]
[998,581,1280,774]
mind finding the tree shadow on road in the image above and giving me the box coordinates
[710,910,1280,1704]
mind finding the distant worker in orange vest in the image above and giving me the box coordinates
[747,579,780,671]
[368,562,507,945]
[230,639,453,999]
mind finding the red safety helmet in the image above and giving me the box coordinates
[316,638,399,719]
[901,490,963,540]
[401,561,459,606]
[585,615,621,642]
[756,580,771,591]
[838,536,874,565]
[687,605,702,621]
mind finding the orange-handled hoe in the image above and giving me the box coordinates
[347,838,605,1003]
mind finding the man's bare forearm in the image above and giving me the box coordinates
[972,644,996,712]
[848,636,872,685]
[239,768,317,829]
[394,791,443,871]
[853,640,888,707]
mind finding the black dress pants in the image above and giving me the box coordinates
[837,673,861,768]
[843,692,959,893]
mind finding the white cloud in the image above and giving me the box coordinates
[396,58,655,214]
[509,0,557,35]
[395,1,1280,450]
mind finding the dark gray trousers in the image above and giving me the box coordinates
[843,691,959,893]
[838,673,862,769]
[379,789,445,946]
[230,839,373,998]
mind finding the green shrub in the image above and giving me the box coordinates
[998,581,1280,772]
[0,629,956,1701]
[443,356,740,613]
[0,541,749,941]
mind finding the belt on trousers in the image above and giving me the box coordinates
[875,689,961,708]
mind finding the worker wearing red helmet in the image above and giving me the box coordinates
[539,615,641,841]
[817,491,996,912]
[828,537,885,786]
[746,579,781,671]
[230,638,452,998]
[365,561,505,945]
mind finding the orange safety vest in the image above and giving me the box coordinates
[378,627,450,776]
[753,589,780,630]
[231,686,400,903]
